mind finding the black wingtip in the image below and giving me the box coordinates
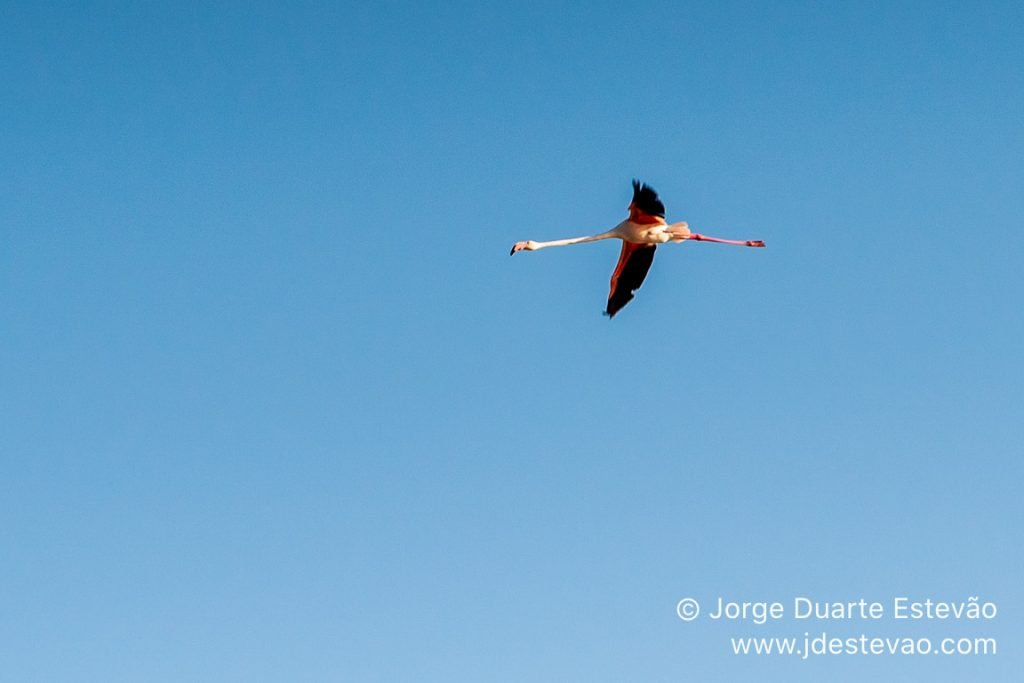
[630,179,666,218]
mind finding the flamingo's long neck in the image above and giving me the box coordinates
[534,230,618,250]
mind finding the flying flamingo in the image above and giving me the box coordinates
[510,180,765,318]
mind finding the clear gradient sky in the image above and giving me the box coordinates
[2,1,1022,681]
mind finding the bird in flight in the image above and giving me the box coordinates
[510,180,765,318]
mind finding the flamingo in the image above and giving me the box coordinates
[510,180,765,318]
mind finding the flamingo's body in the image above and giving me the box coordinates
[510,180,765,318]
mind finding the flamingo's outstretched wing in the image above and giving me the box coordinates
[606,241,656,318]
[630,179,666,224]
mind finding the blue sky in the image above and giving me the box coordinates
[2,1,1022,680]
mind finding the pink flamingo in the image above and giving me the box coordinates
[510,180,765,318]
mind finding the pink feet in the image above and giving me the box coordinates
[688,233,765,247]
